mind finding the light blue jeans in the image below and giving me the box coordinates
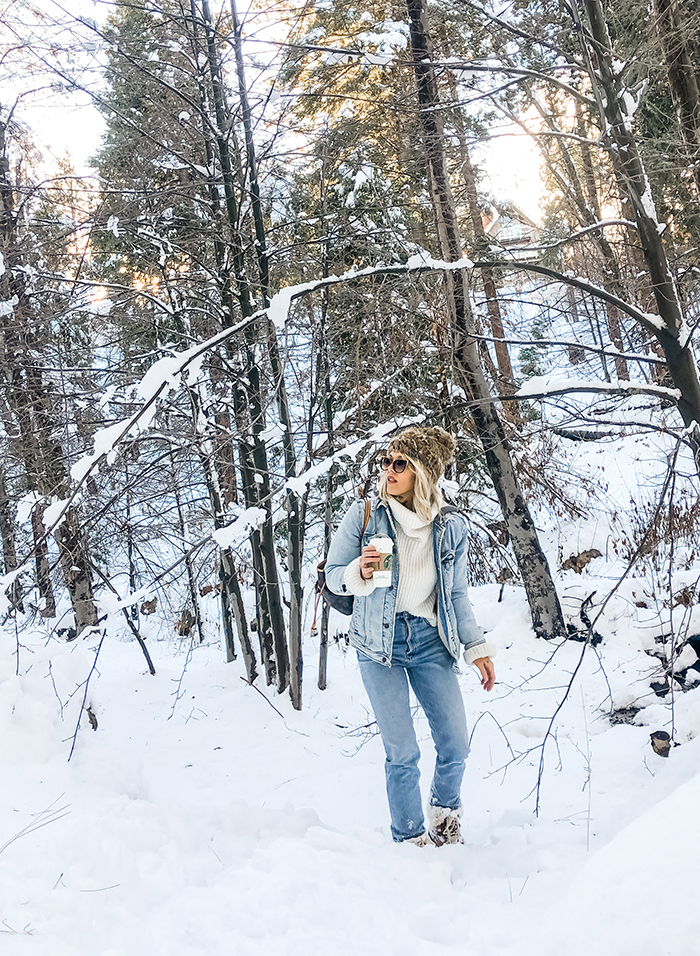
[357,612,470,842]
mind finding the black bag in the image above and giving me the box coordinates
[315,499,371,617]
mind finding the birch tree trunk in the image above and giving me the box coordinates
[405,0,566,640]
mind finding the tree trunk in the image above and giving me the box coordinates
[0,119,97,633]
[55,509,99,633]
[230,0,303,708]
[579,0,700,443]
[189,386,257,681]
[317,272,336,689]
[31,507,56,618]
[170,450,206,646]
[406,0,566,639]
[435,32,519,408]
[0,467,21,610]
[653,0,700,197]
[198,0,289,689]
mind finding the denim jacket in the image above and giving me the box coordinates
[324,497,487,666]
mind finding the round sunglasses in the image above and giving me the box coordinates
[379,456,409,474]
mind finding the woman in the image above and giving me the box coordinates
[324,426,495,846]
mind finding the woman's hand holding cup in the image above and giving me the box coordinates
[359,545,380,580]
[360,537,393,585]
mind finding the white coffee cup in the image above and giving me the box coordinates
[369,535,394,586]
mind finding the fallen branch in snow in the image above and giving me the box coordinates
[79,884,121,893]
[551,427,616,442]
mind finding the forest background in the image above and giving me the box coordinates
[1,0,700,719]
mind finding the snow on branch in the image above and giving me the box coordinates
[267,249,473,328]
[285,420,399,495]
[435,60,596,106]
[18,247,682,565]
[471,258,671,335]
[211,508,267,550]
[515,375,681,402]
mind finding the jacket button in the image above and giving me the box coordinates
[382,657,387,663]
[383,623,390,629]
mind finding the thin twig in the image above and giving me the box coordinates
[468,710,517,760]
[168,639,195,720]
[239,676,285,718]
[0,795,71,856]
[534,641,589,816]
[68,632,106,762]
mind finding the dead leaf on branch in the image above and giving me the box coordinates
[673,587,696,608]
[561,549,602,574]
[140,598,157,615]
[176,609,194,636]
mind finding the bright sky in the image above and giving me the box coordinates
[6,0,545,219]
[24,96,105,173]
[474,120,545,225]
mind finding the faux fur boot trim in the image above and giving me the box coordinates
[428,805,464,846]
[403,831,436,847]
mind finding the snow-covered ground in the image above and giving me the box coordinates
[2,560,699,955]
[2,412,699,954]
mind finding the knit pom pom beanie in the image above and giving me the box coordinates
[387,426,457,482]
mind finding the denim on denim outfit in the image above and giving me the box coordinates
[325,496,485,842]
[324,498,487,665]
[358,612,470,842]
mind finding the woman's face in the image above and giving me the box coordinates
[384,452,416,500]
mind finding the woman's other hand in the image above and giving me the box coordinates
[473,657,495,692]
[359,545,380,580]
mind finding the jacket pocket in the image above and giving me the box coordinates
[441,549,456,588]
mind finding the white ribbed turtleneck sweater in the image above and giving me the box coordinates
[388,498,439,622]
[343,497,440,623]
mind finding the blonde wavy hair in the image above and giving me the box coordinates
[377,454,443,522]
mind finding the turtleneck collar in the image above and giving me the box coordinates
[387,496,439,534]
